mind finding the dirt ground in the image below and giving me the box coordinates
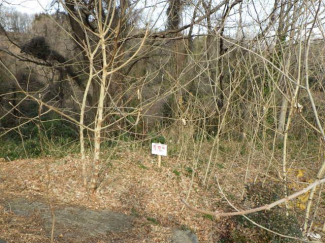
[0,148,225,242]
[1,144,322,243]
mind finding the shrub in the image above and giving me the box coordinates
[220,182,302,243]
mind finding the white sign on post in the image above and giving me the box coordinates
[151,143,167,156]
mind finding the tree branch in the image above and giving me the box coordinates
[181,178,325,218]
[124,0,232,41]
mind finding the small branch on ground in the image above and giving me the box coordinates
[181,178,325,218]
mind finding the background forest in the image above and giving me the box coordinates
[1,0,325,242]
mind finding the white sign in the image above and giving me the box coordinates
[151,143,167,156]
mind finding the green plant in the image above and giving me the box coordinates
[172,169,180,176]
[203,214,214,221]
[151,135,166,144]
[216,163,224,169]
[240,146,246,155]
[138,163,148,170]
[185,167,193,174]
[146,217,159,225]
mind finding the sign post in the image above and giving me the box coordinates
[151,143,167,167]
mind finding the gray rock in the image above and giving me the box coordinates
[171,229,199,243]
[5,198,133,238]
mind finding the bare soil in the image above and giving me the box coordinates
[0,148,223,242]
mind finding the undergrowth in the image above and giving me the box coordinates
[0,117,79,160]
[220,182,302,243]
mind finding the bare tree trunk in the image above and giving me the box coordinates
[89,1,112,193]
[278,96,288,138]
